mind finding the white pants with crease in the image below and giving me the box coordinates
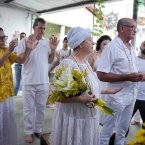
[100,98,135,145]
[22,84,49,135]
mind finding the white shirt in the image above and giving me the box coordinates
[48,55,57,74]
[48,49,70,74]
[57,49,69,62]
[15,37,51,85]
[94,56,101,72]
[137,57,145,100]
[97,36,138,105]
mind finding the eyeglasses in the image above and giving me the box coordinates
[0,36,8,41]
[122,25,136,31]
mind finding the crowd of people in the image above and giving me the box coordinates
[0,17,145,145]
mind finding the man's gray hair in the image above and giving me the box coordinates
[117,18,128,32]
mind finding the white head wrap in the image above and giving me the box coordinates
[67,27,91,49]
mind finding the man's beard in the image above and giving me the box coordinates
[141,49,145,55]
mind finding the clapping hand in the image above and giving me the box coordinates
[91,50,98,61]
[8,38,18,52]
[49,36,59,53]
[25,34,39,51]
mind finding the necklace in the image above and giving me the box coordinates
[127,55,133,73]
[72,53,101,99]
[120,37,138,73]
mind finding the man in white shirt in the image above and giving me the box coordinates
[97,18,144,145]
[15,18,58,143]
[127,41,145,135]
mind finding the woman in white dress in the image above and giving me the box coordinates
[50,27,121,145]
[88,35,111,124]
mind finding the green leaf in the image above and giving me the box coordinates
[94,8,99,12]
[101,5,105,8]
[93,33,98,36]
[99,8,102,12]
[94,25,98,27]
[96,20,99,23]
[99,11,103,16]
[99,25,102,28]
[97,15,100,19]
[98,3,100,6]
[99,30,103,34]
[100,0,104,3]
[94,28,98,31]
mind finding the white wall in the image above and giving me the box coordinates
[0,6,32,44]
[41,7,95,29]
[40,0,134,47]
[0,6,33,87]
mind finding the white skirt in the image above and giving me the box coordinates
[0,97,18,145]
[50,102,100,145]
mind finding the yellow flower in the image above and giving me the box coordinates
[83,69,88,78]
[135,129,145,143]
[128,140,135,145]
[55,64,65,76]
[128,123,145,144]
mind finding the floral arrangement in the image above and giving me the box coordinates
[128,123,145,145]
[48,64,116,115]
[101,11,118,31]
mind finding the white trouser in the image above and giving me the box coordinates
[133,110,141,122]
[100,98,135,145]
[22,84,49,135]
[0,97,18,145]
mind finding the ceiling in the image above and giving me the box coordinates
[0,0,124,14]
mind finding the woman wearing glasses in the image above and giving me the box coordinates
[0,28,36,145]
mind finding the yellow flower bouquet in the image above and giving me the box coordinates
[48,64,116,115]
[128,123,145,145]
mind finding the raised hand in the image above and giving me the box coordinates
[105,87,123,94]
[25,34,39,51]
[8,38,18,52]
[49,36,59,53]
[91,50,98,61]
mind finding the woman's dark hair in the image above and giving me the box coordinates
[96,35,111,51]
[0,27,3,31]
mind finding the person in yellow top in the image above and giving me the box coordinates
[0,27,38,145]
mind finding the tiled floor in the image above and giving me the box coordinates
[14,91,142,145]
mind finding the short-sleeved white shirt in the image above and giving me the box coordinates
[57,49,70,62]
[48,49,70,74]
[15,37,51,85]
[97,36,138,105]
[137,57,145,100]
